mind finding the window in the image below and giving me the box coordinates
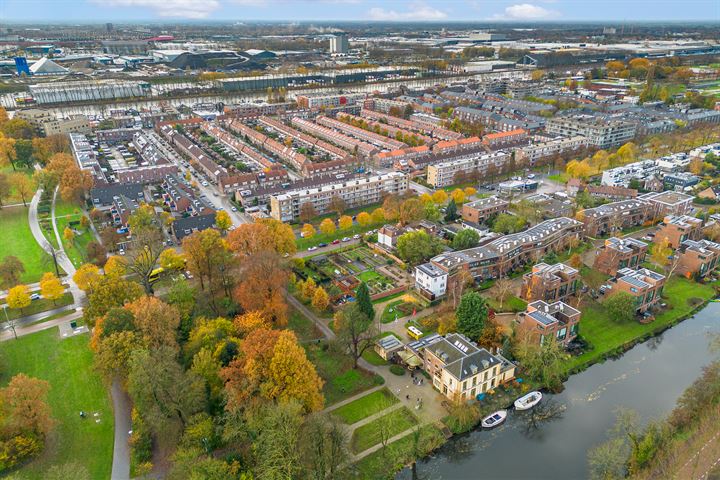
[462,381,467,391]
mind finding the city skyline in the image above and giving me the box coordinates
[1,0,719,22]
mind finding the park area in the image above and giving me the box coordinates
[0,328,114,479]
[0,206,52,283]
[54,200,94,268]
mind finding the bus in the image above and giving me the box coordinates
[148,267,164,283]
[407,325,424,341]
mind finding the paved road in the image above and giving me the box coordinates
[111,380,132,480]
[0,310,82,342]
[410,181,433,195]
[294,239,361,258]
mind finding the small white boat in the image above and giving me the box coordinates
[514,391,543,411]
[481,410,507,428]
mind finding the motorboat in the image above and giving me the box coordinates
[514,391,542,411]
[481,410,508,428]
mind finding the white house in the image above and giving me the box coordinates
[415,262,448,299]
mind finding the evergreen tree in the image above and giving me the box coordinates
[455,292,488,340]
[355,282,374,321]
[445,199,459,222]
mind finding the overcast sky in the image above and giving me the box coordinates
[1,0,718,22]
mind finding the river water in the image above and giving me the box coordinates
[398,303,720,480]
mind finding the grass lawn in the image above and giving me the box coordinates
[566,276,717,373]
[350,407,418,454]
[332,388,398,424]
[486,295,527,313]
[305,341,384,406]
[287,308,322,343]
[0,329,114,479]
[357,270,382,283]
[351,425,444,479]
[547,173,569,184]
[381,299,405,324]
[0,207,52,283]
[580,266,608,290]
[1,292,73,320]
[55,201,92,268]
[361,348,388,366]
[296,223,377,251]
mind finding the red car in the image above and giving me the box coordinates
[331,239,341,245]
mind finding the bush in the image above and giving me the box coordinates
[445,403,482,434]
[389,365,406,376]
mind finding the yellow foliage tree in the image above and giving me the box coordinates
[432,190,448,204]
[234,311,270,336]
[302,277,317,300]
[356,211,372,227]
[451,189,466,204]
[338,215,353,231]
[370,208,385,224]
[63,226,75,246]
[6,284,31,313]
[301,223,316,238]
[464,187,477,197]
[311,286,329,311]
[215,210,232,233]
[159,248,186,271]
[39,272,64,305]
[319,218,336,235]
[419,193,433,204]
[104,255,127,277]
[73,263,100,292]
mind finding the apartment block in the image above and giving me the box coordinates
[461,196,509,225]
[516,135,588,166]
[546,116,636,149]
[427,150,510,188]
[411,333,516,402]
[580,200,653,237]
[519,300,581,347]
[295,92,366,109]
[655,215,703,248]
[639,191,694,218]
[428,217,584,293]
[521,263,579,303]
[608,267,666,313]
[676,239,720,279]
[269,172,408,222]
[594,237,649,276]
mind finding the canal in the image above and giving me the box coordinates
[398,302,720,480]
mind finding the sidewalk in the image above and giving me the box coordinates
[0,310,82,342]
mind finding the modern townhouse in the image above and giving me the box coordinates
[676,239,720,279]
[461,196,509,225]
[593,237,649,276]
[579,199,654,237]
[518,300,581,347]
[639,191,694,218]
[655,215,704,248]
[520,262,579,303]
[607,267,666,313]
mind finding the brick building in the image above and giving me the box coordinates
[607,267,666,313]
[654,215,704,248]
[518,300,581,347]
[461,196,509,225]
[593,237,649,276]
[521,262,579,303]
[676,239,720,279]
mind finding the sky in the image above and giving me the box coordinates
[0,0,719,23]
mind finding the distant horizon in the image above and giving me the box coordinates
[0,0,718,23]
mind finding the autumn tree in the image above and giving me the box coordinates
[328,195,347,215]
[312,286,330,311]
[432,190,448,204]
[222,328,324,413]
[227,222,273,257]
[84,274,143,327]
[125,297,180,351]
[104,255,127,277]
[456,292,488,340]
[396,230,443,264]
[234,310,270,336]
[159,248,185,271]
[450,188,466,205]
[301,223,316,238]
[184,316,238,364]
[397,197,423,225]
[63,226,75,246]
[215,210,232,234]
[9,172,32,206]
[94,331,141,382]
[183,229,235,310]
[302,276,317,300]
[128,346,206,441]
[0,173,10,208]
[0,373,55,438]
[299,202,317,223]
[371,207,385,224]
[337,215,352,231]
[6,284,31,314]
[234,251,289,326]
[319,218,336,235]
[491,278,514,310]
[126,204,165,295]
[334,303,378,368]
[0,255,25,288]
[256,218,296,256]
[39,272,64,305]
[73,263,100,292]
[382,194,401,221]
[650,236,673,268]
[357,211,372,227]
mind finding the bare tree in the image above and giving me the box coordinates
[492,278,514,310]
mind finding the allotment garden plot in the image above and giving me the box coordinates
[308,245,411,300]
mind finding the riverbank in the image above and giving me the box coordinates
[371,277,720,479]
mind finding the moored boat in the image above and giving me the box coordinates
[514,391,542,410]
[481,409,508,428]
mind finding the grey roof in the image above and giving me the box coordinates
[173,213,216,240]
[444,349,500,381]
[528,310,559,326]
[416,262,447,278]
[90,183,144,206]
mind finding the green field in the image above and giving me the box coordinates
[486,295,527,313]
[350,407,418,453]
[332,388,398,425]
[54,201,93,268]
[567,276,717,372]
[305,341,384,406]
[0,166,36,205]
[0,207,52,283]
[0,329,114,479]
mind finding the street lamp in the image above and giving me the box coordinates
[3,304,16,340]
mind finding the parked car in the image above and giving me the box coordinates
[231,207,237,212]
[353,234,361,239]
[308,246,318,251]
[184,271,194,279]
[341,237,351,242]
[30,293,41,301]
[118,248,126,256]
[318,243,328,248]
[331,239,341,245]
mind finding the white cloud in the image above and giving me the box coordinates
[489,3,558,20]
[92,0,220,18]
[368,2,448,21]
